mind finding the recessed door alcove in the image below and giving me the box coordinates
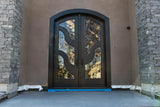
[49,9,111,89]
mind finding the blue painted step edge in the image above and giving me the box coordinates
[48,89,111,92]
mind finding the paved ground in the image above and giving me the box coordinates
[0,91,160,107]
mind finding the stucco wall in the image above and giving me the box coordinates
[19,0,138,86]
[128,0,140,85]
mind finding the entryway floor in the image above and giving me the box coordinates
[0,90,160,107]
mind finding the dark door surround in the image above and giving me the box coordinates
[48,9,111,89]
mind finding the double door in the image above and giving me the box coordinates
[53,14,106,88]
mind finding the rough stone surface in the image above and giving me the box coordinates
[0,0,24,86]
[141,83,160,95]
[135,0,160,84]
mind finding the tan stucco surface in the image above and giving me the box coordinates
[19,0,139,85]
[128,0,140,85]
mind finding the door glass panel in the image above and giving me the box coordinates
[59,19,75,40]
[58,31,75,65]
[85,48,102,79]
[58,55,75,79]
[85,19,101,54]
[58,19,76,80]
[84,18,102,79]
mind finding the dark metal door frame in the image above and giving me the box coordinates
[48,9,111,89]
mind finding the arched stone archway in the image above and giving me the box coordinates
[0,0,160,96]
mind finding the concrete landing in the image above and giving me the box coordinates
[0,91,160,107]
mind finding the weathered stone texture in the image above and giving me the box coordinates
[135,0,160,84]
[0,0,24,84]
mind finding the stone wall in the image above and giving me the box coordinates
[135,0,160,93]
[0,0,24,93]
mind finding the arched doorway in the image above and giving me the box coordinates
[49,9,111,89]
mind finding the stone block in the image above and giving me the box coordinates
[141,83,160,96]
[0,15,8,21]
[0,83,18,93]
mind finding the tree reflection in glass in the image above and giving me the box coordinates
[60,19,75,40]
[85,19,101,54]
[58,31,75,65]
[58,55,74,79]
[84,19,102,79]
[85,48,101,79]
[58,19,75,79]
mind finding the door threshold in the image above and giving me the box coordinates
[48,88,111,92]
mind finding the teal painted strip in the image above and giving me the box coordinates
[48,89,111,92]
